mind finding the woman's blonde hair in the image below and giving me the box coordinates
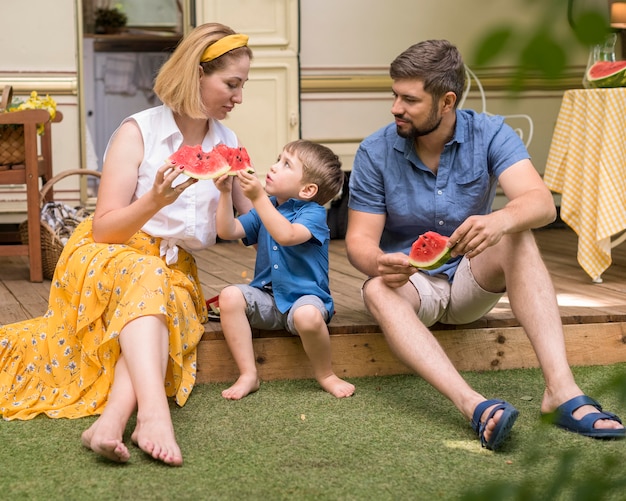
[154,23,253,118]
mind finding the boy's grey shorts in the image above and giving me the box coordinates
[232,284,329,335]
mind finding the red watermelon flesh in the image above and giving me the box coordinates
[169,144,231,180]
[586,61,626,88]
[214,143,254,174]
[408,231,451,270]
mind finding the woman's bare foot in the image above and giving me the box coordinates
[221,374,260,400]
[318,374,355,398]
[81,418,130,463]
[131,416,183,466]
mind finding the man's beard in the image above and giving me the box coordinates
[395,106,442,139]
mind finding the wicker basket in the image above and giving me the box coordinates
[19,169,102,280]
[0,85,25,165]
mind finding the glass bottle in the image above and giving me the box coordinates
[582,33,617,88]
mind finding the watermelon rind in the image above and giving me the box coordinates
[408,231,452,270]
[586,61,626,88]
[226,166,255,175]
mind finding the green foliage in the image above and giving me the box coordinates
[470,0,610,85]
[520,30,568,78]
[462,450,626,501]
[473,27,516,66]
[571,8,611,46]
[94,6,128,31]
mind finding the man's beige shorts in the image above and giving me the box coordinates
[407,257,503,327]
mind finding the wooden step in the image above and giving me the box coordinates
[196,321,626,384]
[3,227,626,385]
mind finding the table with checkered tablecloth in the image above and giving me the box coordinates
[544,88,626,282]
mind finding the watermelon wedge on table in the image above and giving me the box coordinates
[214,143,254,174]
[586,61,626,88]
[168,144,231,179]
[408,231,452,270]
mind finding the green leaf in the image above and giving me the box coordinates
[520,31,567,79]
[571,9,610,46]
[472,27,515,66]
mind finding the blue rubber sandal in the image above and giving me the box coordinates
[547,395,626,439]
[471,399,519,451]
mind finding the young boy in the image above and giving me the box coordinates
[214,139,355,400]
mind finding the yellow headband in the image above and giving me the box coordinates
[201,34,249,62]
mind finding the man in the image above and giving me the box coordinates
[345,39,624,450]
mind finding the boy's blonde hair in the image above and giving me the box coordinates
[284,140,343,205]
[154,23,253,119]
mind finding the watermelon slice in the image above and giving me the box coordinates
[169,144,231,180]
[214,143,254,175]
[586,61,626,88]
[408,231,451,270]
[206,295,220,321]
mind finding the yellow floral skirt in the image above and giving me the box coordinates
[0,218,208,420]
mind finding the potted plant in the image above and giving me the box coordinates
[94,2,128,34]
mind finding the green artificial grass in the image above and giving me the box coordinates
[2,364,626,501]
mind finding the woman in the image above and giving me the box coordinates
[0,23,253,466]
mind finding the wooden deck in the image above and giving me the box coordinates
[2,227,626,384]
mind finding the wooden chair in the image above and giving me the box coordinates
[0,93,63,282]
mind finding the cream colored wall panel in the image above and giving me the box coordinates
[300,0,591,69]
[0,0,77,71]
[196,0,298,51]
[0,0,81,222]
[223,59,299,178]
[196,0,299,179]
[301,93,392,143]
[302,92,390,172]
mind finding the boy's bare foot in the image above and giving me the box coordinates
[81,419,130,463]
[131,417,183,466]
[221,374,260,400]
[318,374,355,398]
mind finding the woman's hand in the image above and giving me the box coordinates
[152,163,198,207]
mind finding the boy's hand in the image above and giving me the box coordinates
[214,173,234,193]
[237,170,265,201]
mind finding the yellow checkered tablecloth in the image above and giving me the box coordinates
[544,88,626,281]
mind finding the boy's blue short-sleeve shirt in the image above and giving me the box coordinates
[238,197,334,316]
